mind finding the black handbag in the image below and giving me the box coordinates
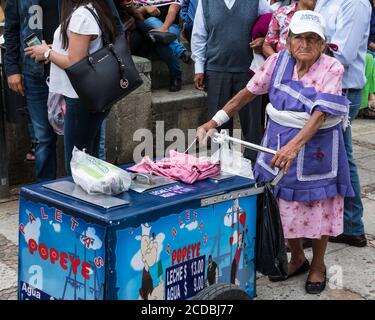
[65,6,143,113]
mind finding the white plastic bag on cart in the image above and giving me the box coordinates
[70,147,131,195]
[211,139,254,180]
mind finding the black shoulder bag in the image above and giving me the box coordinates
[65,6,143,113]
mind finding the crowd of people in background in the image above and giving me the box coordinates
[0,0,374,294]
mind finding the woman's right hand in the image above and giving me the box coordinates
[145,6,160,16]
[196,120,218,144]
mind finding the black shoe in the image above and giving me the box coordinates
[305,269,326,294]
[329,234,367,247]
[180,50,192,64]
[169,79,182,92]
[147,31,177,45]
[268,259,310,282]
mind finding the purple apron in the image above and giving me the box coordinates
[254,50,355,202]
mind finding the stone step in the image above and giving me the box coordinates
[151,59,195,90]
[151,84,208,133]
[151,84,208,157]
[148,39,194,90]
[152,84,207,114]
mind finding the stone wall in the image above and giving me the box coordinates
[106,56,152,165]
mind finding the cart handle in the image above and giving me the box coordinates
[213,131,277,155]
[213,130,284,186]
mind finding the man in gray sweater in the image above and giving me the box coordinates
[191,0,272,161]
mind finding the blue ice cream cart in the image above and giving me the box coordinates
[17,131,284,301]
[17,167,263,300]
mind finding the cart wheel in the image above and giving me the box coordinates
[192,284,251,300]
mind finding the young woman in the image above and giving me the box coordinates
[25,0,118,174]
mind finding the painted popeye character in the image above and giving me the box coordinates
[138,223,164,300]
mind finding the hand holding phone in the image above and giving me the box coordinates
[24,33,42,47]
[24,39,52,64]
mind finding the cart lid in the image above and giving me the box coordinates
[20,165,256,224]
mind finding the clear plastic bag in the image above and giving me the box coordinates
[70,147,131,195]
[47,92,66,135]
[211,138,254,180]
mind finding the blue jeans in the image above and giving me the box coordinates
[99,120,107,161]
[63,97,109,175]
[144,17,186,80]
[343,88,365,236]
[27,123,37,145]
[23,75,57,182]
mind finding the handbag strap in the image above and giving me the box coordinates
[84,6,111,45]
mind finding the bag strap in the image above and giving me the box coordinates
[84,6,111,45]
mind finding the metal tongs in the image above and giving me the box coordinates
[212,130,284,186]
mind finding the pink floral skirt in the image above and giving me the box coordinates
[277,195,344,239]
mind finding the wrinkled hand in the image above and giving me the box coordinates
[145,5,160,16]
[194,73,205,91]
[24,40,50,63]
[7,74,25,96]
[196,120,217,144]
[250,37,265,54]
[271,142,300,174]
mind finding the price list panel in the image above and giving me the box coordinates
[165,255,206,300]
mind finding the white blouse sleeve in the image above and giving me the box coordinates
[69,8,101,36]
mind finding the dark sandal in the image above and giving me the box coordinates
[305,268,327,294]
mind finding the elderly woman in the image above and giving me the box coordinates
[196,10,354,295]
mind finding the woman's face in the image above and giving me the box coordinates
[288,32,326,64]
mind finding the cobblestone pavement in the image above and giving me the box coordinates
[0,199,18,300]
[0,119,375,300]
